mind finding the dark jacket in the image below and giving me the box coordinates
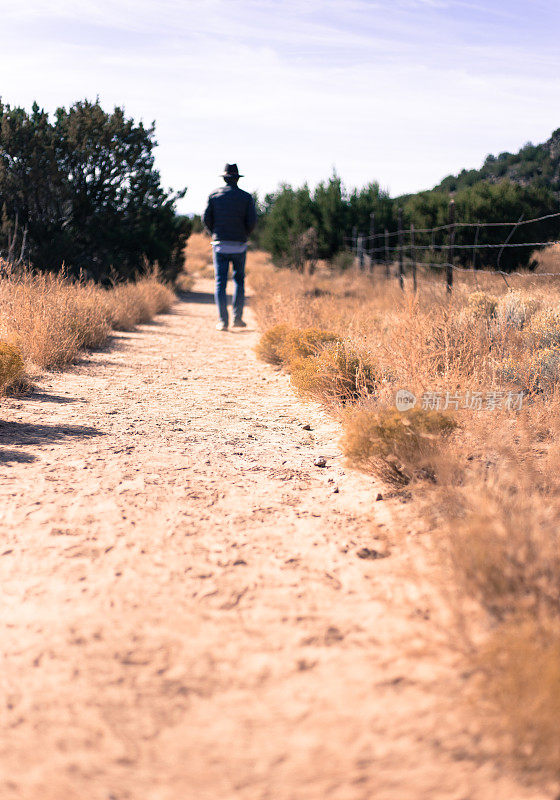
[203,185,257,243]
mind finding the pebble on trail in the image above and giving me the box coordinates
[314,456,327,468]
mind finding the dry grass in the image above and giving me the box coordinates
[256,325,340,365]
[250,256,560,782]
[0,341,26,393]
[290,342,378,403]
[0,261,175,388]
[342,405,457,484]
[255,324,377,403]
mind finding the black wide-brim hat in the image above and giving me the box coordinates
[222,163,243,178]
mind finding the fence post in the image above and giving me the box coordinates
[369,212,375,273]
[472,223,480,272]
[497,213,524,273]
[410,223,417,292]
[447,200,455,293]
[398,207,404,290]
[358,234,365,270]
[384,229,390,278]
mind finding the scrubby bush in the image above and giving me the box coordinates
[499,346,560,394]
[466,291,498,319]
[527,347,560,392]
[256,325,340,366]
[0,341,25,393]
[526,308,560,348]
[341,405,457,484]
[256,325,293,365]
[290,341,378,402]
[496,290,539,330]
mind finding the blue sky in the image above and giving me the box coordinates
[1,0,559,213]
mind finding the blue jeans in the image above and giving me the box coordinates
[213,250,246,326]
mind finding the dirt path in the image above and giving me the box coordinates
[0,280,548,800]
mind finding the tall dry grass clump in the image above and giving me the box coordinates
[0,341,26,393]
[0,261,175,390]
[342,405,457,484]
[250,256,560,782]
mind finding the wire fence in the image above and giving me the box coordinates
[344,202,560,291]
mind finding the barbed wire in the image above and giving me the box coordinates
[386,258,560,278]
[343,238,560,251]
[345,209,560,245]
[342,209,560,287]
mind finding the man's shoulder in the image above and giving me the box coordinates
[236,187,254,202]
[209,186,253,201]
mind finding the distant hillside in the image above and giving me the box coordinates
[435,129,560,197]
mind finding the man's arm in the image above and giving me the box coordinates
[203,197,214,234]
[245,195,257,236]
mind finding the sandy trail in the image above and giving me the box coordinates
[0,280,547,800]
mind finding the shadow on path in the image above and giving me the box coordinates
[0,421,104,447]
[178,290,220,305]
[22,391,79,405]
[177,289,251,307]
[0,449,37,464]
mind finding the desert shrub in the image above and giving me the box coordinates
[527,347,560,392]
[526,308,560,348]
[501,347,560,394]
[445,476,560,778]
[282,327,341,363]
[290,341,378,402]
[447,487,560,620]
[496,290,539,330]
[175,273,194,292]
[0,273,107,367]
[256,325,340,366]
[0,341,25,393]
[477,619,560,778]
[466,291,498,319]
[342,406,457,484]
[255,325,293,365]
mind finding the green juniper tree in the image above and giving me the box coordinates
[0,99,189,281]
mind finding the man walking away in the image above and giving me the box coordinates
[203,164,257,331]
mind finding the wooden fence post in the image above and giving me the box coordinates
[358,234,365,270]
[447,200,455,293]
[472,223,480,272]
[398,207,404,290]
[410,223,417,292]
[384,229,390,278]
[369,212,375,273]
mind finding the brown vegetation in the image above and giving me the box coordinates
[0,261,175,391]
[250,257,560,783]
